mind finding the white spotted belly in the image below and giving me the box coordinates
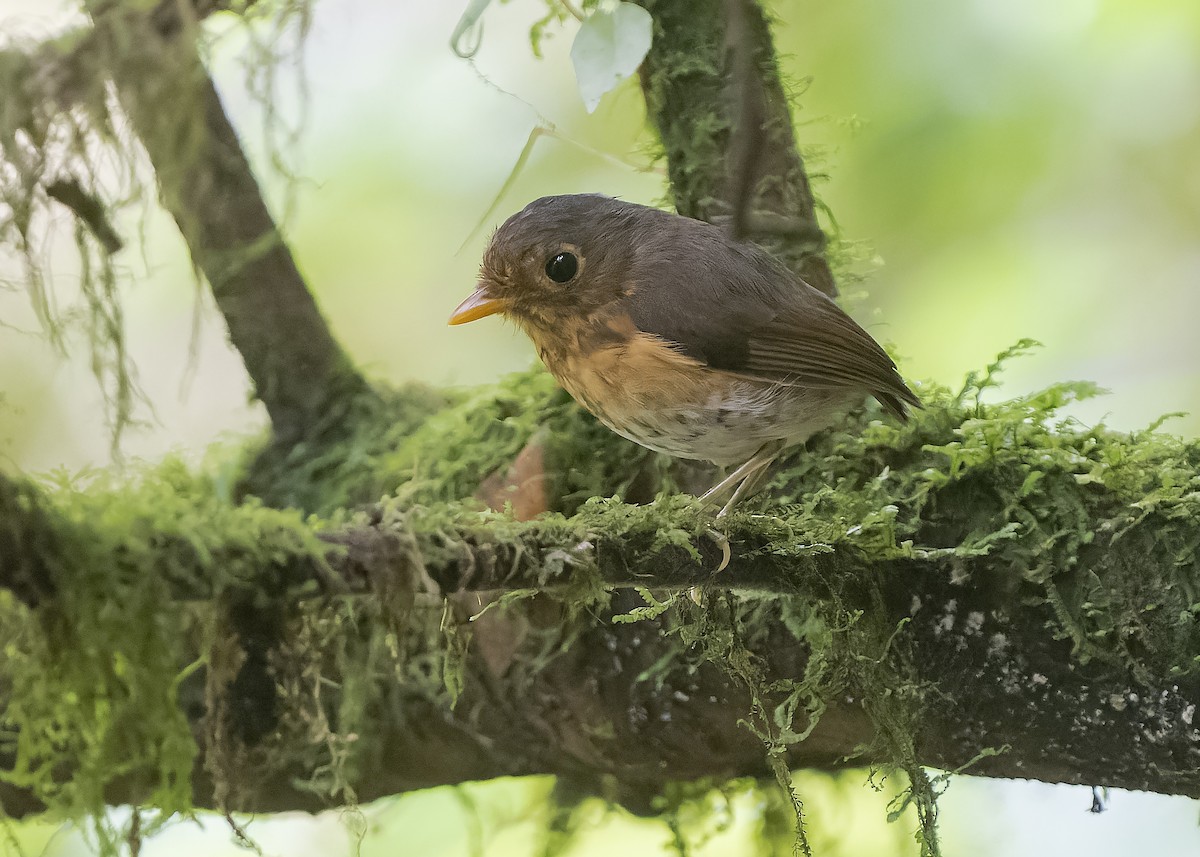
[533,327,861,467]
[592,382,858,466]
[549,352,857,466]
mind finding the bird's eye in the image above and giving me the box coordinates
[545,252,578,284]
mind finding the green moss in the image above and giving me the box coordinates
[0,461,332,851]
[238,381,455,514]
[241,366,651,520]
[0,348,1197,853]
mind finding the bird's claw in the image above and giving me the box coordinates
[705,527,731,573]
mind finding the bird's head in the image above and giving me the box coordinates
[449,194,646,336]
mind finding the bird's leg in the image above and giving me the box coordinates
[701,441,784,573]
[703,528,733,574]
[705,467,770,573]
[700,440,785,511]
[715,456,774,518]
[699,455,766,506]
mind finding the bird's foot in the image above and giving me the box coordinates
[705,526,732,573]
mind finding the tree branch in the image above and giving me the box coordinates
[0,388,1197,815]
[82,3,375,445]
[636,0,836,295]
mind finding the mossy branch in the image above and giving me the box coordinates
[1,2,1197,845]
[0,2,373,451]
[636,0,836,295]
[87,2,374,445]
[0,375,1196,820]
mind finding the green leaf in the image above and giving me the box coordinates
[570,2,653,112]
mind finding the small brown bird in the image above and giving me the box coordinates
[450,194,919,515]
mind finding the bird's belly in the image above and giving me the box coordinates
[544,344,855,466]
[600,400,776,465]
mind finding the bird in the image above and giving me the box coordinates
[449,194,920,518]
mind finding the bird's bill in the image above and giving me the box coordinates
[448,286,508,325]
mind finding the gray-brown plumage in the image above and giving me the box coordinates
[451,194,920,514]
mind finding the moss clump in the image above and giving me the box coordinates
[761,343,1200,681]
[237,381,454,515]
[0,348,1196,855]
[375,368,649,512]
[246,367,651,519]
[0,461,331,850]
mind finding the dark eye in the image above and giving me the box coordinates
[545,252,578,284]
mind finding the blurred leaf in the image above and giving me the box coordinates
[570,2,653,112]
[450,0,492,58]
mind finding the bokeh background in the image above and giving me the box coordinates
[1,0,1198,854]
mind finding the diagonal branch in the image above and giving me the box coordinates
[82,3,375,445]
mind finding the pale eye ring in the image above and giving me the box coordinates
[545,252,578,284]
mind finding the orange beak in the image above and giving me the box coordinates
[449,285,508,325]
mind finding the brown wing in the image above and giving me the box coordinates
[734,293,921,421]
[619,217,920,420]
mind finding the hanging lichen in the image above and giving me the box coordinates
[0,2,316,456]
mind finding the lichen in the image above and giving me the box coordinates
[0,2,317,457]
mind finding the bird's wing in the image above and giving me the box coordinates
[732,298,921,420]
[623,232,920,420]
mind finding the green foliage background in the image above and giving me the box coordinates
[0,0,1198,855]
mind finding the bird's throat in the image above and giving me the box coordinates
[522,309,637,368]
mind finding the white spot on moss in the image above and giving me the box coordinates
[934,599,958,636]
[987,633,1008,656]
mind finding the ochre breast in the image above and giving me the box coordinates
[526,313,854,466]
[546,329,709,413]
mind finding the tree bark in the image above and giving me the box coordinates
[636,0,836,295]
[0,417,1197,817]
[84,4,375,446]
